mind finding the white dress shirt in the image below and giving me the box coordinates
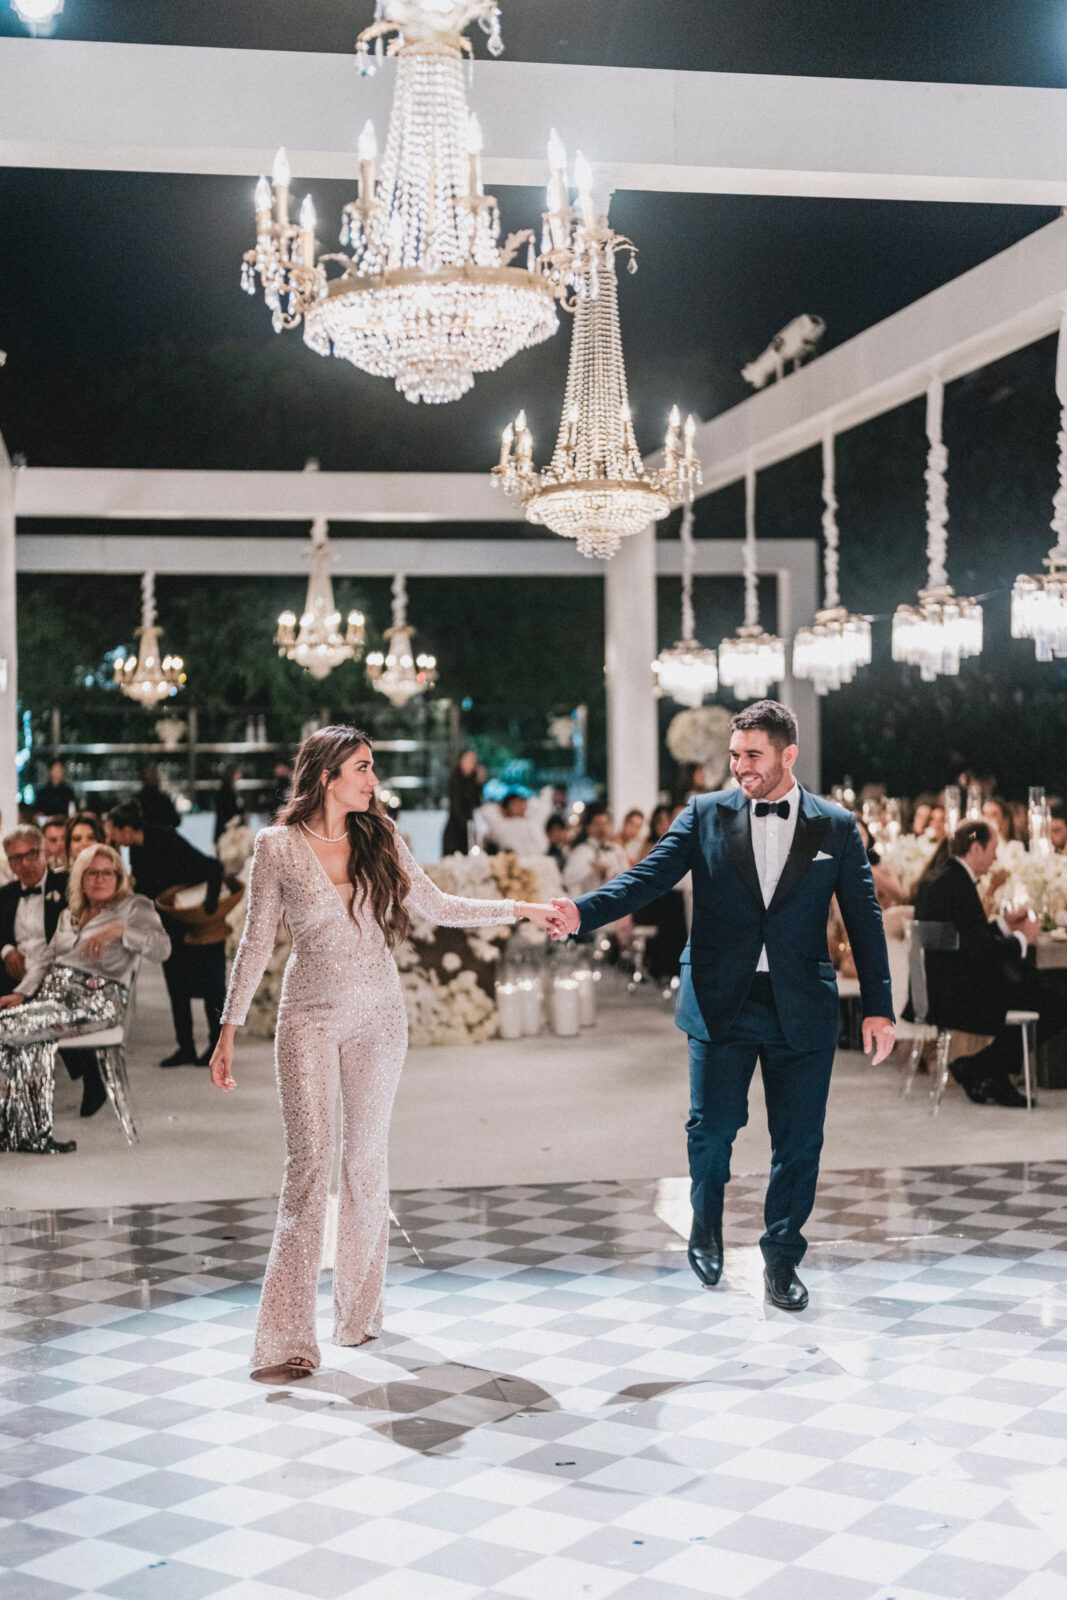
[484,813,548,857]
[4,886,63,995]
[749,780,800,972]
[562,838,629,899]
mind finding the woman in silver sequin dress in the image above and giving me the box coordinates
[0,844,170,1153]
[211,726,555,1383]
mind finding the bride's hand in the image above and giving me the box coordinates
[517,902,555,931]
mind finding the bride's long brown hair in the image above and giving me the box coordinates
[278,725,411,948]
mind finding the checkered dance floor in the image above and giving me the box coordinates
[2,1164,1067,1600]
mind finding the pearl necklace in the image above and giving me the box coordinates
[301,820,348,844]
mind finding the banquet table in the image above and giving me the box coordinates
[1031,937,1067,1088]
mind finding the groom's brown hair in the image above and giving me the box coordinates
[730,700,798,749]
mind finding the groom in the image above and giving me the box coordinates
[548,700,894,1311]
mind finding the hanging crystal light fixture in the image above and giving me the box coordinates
[1013,310,1067,660]
[241,1,558,403]
[366,573,438,706]
[653,505,718,706]
[275,511,365,681]
[892,376,982,681]
[793,422,871,694]
[492,142,701,559]
[113,572,186,708]
[718,458,785,700]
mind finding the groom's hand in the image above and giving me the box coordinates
[548,898,580,940]
[862,1016,895,1065]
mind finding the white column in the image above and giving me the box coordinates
[604,522,659,819]
[776,556,821,790]
[0,434,17,833]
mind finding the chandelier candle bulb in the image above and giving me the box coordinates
[254,176,272,226]
[573,151,597,230]
[271,147,291,223]
[466,113,484,196]
[299,196,316,265]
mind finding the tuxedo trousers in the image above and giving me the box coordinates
[686,973,834,1267]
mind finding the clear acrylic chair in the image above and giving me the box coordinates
[55,960,142,1144]
[904,921,959,1114]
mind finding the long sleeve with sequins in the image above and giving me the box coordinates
[222,830,284,1026]
[395,832,516,927]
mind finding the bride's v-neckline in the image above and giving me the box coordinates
[296,826,352,904]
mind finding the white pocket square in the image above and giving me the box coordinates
[814,851,834,862]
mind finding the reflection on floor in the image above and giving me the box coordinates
[2,1164,1066,1600]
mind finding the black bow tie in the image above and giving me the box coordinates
[754,800,791,819]
[18,884,43,898]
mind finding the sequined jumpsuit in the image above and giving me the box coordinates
[221,824,516,1370]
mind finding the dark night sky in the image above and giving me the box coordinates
[5,2,1067,789]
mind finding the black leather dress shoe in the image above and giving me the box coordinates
[159,1050,198,1068]
[687,1224,724,1287]
[961,1078,997,1104]
[764,1263,808,1311]
[80,1062,108,1118]
[988,1081,1033,1108]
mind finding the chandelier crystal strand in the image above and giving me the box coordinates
[653,504,719,706]
[113,571,186,708]
[892,376,983,681]
[366,573,438,707]
[718,457,784,700]
[243,1,558,404]
[793,423,872,694]
[275,503,365,680]
[1012,309,1067,659]
[492,143,701,558]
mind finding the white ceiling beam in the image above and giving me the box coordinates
[15,532,814,582]
[687,215,1067,494]
[12,468,523,523]
[6,37,1067,203]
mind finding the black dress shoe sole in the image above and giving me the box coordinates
[687,1249,723,1288]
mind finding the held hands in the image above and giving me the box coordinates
[516,903,559,932]
[547,898,580,940]
[209,1025,236,1092]
[3,948,26,981]
[0,993,24,1009]
[863,1016,895,1065]
[80,923,125,960]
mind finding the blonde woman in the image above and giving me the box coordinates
[0,845,170,1153]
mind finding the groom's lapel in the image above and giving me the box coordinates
[718,796,763,908]
[768,788,830,914]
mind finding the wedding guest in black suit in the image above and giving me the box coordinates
[442,750,482,856]
[913,818,1037,1105]
[106,801,225,1067]
[137,765,181,830]
[42,815,69,871]
[545,814,570,873]
[32,760,76,820]
[213,768,246,844]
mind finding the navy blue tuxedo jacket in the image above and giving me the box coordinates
[575,787,893,1051]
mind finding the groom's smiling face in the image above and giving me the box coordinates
[729,730,797,802]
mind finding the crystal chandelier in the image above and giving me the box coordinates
[241,1,558,403]
[1013,311,1067,660]
[113,572,186,708]
[492,142,701,559]
[366,573,437,706]
[718,458,785,699]
[892,377,982,681]
[793,423,871,694]
[275,512,365,681]
[654,505,718,705]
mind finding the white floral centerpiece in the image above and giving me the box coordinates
[984,838,1067,929]
[879,832,939,896]
[666,705,732,785]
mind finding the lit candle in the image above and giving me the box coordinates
[573,150,597,231]
[551,977,580,1036]
[665,403,681,461]
[684,412,697,461]
[272,146,291,224]
[496,981,524,1040]
[357,119,377,207]
[519,976,542,1035]
[574,967,597,1025]
[466,112,484,197]
[498,421,514,469]
[299,194,316,266]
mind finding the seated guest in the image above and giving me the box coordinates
[910,797,934,837]
[1049,802,1067,854]
[0,826,68,999]
[0,845,170,1153]
[137,764,180,830]
[563,806,628,899]
[545,814,570,872]
[982,796,1014,843]
[65,811,105,866]
[483,791,547,857]
[640,804,674,861]
[107,800,225,1067]
[33,760,76,820]
[913,818,1036,1105]
[213,767,245,844]
[442,749,482,856]
[618,808,646,864]
[927,802,947,841]
[42,814,69,871]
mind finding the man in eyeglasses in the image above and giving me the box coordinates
[0,825,103,1117]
